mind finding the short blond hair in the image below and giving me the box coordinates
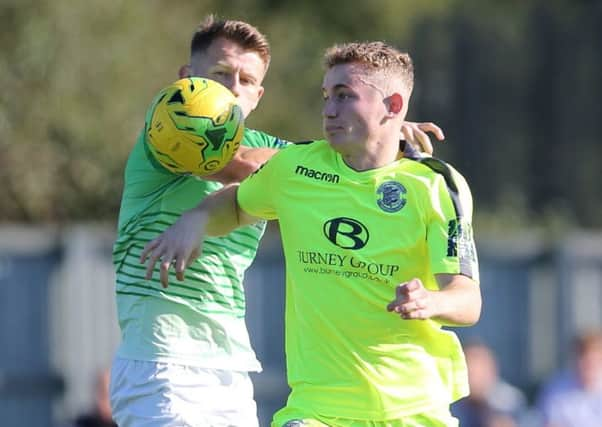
[323,41,414,96]
[191,15,271,70]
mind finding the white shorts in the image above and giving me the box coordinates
[110,358,258,427]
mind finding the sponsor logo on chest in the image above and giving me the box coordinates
[295,164,340,183]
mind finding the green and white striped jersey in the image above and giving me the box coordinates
[113,128,287,370]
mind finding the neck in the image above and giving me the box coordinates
[341,134,401,171]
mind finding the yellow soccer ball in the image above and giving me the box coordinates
[145,77,244,176]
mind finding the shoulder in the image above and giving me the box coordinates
[404,155,468,191]
[243,128,289,149]
[401,156,474,216]
[404,156,472,200]
[124,130,188,182]
[244,140,329,183]
[124,130,169,176]
[265,139,328,163]
[284,139,330,155]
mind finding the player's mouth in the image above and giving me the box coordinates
[324,125,344,134]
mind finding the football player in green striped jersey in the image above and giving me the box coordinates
[109,17,284,427]
[114,16,446,427]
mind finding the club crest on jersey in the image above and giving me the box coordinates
[376,181,407,213]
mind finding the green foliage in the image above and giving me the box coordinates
[1,0,601,230]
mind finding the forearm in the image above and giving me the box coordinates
[140,183,257,287]
[195,184,240,236]
[431,274,481,326]
[200,183,258,236]
[205,146,279,184]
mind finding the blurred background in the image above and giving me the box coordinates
[1,1,601,426]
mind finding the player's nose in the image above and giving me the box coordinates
[228,76,242,97]
[322,99,337,118]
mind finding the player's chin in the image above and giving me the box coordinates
[324,133,346,150]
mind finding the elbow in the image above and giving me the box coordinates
[205,163,252,185]
[222,161,259,183]
[220,148,265,183]
[465,312,481,327]
[447,288,482,327]
[464,293,482,326]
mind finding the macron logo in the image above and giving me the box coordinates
[295,165,340,184]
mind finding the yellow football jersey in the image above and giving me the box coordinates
[238,140,479,419]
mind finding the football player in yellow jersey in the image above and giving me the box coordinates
[142,41,481,426]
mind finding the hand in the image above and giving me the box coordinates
[386,278,436,320]
[401,121,445,155]
[139,208,207,288]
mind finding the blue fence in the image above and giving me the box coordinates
[1,226,601,427]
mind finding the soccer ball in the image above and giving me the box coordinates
[145,77,244,176]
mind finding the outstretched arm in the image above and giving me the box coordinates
[210,121,443,183]
[191,121,443,185]
[140,184,258,287]
[208,121,443,184]
[386,274,481,326]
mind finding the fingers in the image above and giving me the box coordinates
[143,239,164,280]
[387,282,407,311]
[403,126,433,155]
[179,248,199,281]
[175,258,186,282]
[394,283,405,300]
[405,278,422,292]
[140,238,160,264]
[176,249,197,282]
[159,248,178,288]
[387,279,428,319]
[160,258,171,288]
[417,122,445,141]
[399,299,427,320]
[401,121,446,155]
[141,237,180,287]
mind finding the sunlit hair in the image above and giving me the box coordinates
[323,41,414,96]
[190,15,271,70]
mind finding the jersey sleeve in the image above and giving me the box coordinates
[425,166,479,282]
[243,128,290,149]
[237,154,281,220]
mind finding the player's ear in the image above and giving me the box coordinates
[250,85,264,112]
[386,93,404,116]
[178,64,191,78]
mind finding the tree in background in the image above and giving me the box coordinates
[1,0,600,229]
